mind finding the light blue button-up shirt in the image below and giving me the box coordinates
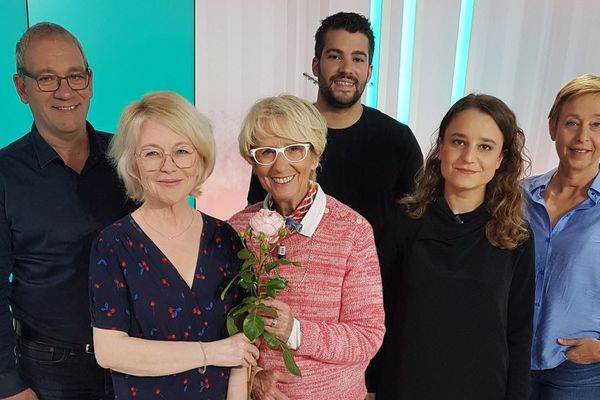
[523,169,600,370]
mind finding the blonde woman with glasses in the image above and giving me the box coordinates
[88,92,258,399]
[229,94,385,400]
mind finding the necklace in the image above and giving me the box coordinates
[141,208,196,240]
[275,235,312,291]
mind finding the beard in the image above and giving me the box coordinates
[317,72,367,109]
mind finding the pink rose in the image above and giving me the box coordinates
[249,209,285,239]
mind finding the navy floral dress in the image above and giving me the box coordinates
[89,212,242,399]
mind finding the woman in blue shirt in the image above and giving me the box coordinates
[524,74,600,399]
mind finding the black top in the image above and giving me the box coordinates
[375,199,535,400]
[247,105,423,248]
[89,213,242,399]
[0,123,134,397]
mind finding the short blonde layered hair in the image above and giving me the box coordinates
[109,92,215,202]
[548,74,600,129]
[238,94,327,180]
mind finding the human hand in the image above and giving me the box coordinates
[558,337,600,364]
[204,333,259,367]
[252,369,301,400]
[261,298,294,342]
[5,388,39,400]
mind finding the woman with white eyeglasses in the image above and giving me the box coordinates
[229,94,385,400]
[88,92,258,399]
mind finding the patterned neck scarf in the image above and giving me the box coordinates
[268,181,317,233]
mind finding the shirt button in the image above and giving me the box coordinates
[535,302,541,307]
[546,237,551,242]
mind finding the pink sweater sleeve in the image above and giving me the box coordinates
[295,222,385,363]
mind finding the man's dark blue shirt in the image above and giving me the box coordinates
[0,122,135,395]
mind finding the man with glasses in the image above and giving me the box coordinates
[0,22,133,399]
[247,12,423,399]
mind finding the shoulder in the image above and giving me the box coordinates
[362,106,412,134]
[202,212,240,239]
[323,195,373,234]
[228,203,263,231]
[95,215,133,243]
[0,134,31,163]
[522,170,555,194]
[389,203,423,239]
[90,126,114,153]
[361,106,420,152]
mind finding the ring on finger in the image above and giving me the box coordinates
[271,318,278,327]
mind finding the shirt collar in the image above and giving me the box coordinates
[524,166,600,204]
[587,168,600,204]
[524,168,556,195]
[262,183,326,237]
[30,121,101,169]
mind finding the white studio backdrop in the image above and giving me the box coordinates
[195,0,600,219]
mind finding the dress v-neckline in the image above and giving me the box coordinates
[129,213,208,291]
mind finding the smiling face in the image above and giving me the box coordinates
[134,119,199,207]
[550,93,600,176]
[439,108,505,203]
[13,34,92,141]
[312,29,372,110]
[252,128,319,215]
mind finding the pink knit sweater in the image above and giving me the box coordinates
[229,195,385,399]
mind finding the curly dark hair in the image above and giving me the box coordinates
[314,12,375,64]
[401,94,530,249]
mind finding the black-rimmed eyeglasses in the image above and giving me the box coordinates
[20,69,91,92]
[249,143,311,166]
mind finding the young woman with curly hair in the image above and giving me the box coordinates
[373,94,535,400]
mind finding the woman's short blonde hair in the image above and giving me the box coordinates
[109,92,215,202]
[238,94,327,180]
[548,74,600,129]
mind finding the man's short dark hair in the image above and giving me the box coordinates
[16,22,88,75]
[314,12,375,65]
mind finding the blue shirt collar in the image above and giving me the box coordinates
[524,167,600,205]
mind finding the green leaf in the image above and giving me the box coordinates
[219,272,241,300]
[256,303,278,318]
[266,276,287,291]
[226,314,242,335]
[242,312,264,341]
[242,296,257,304]
[265,261,279,273]
[240,269,254,282]
[242,258,255,268]
[239,279,253,290]
[262,330,279,347]
[281,343,301,376]
[232,302,254,317]
[265,286,276,298]
[237,248,253,260]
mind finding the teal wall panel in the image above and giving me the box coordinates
[2,0,194,145]
[0,1,29,148]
